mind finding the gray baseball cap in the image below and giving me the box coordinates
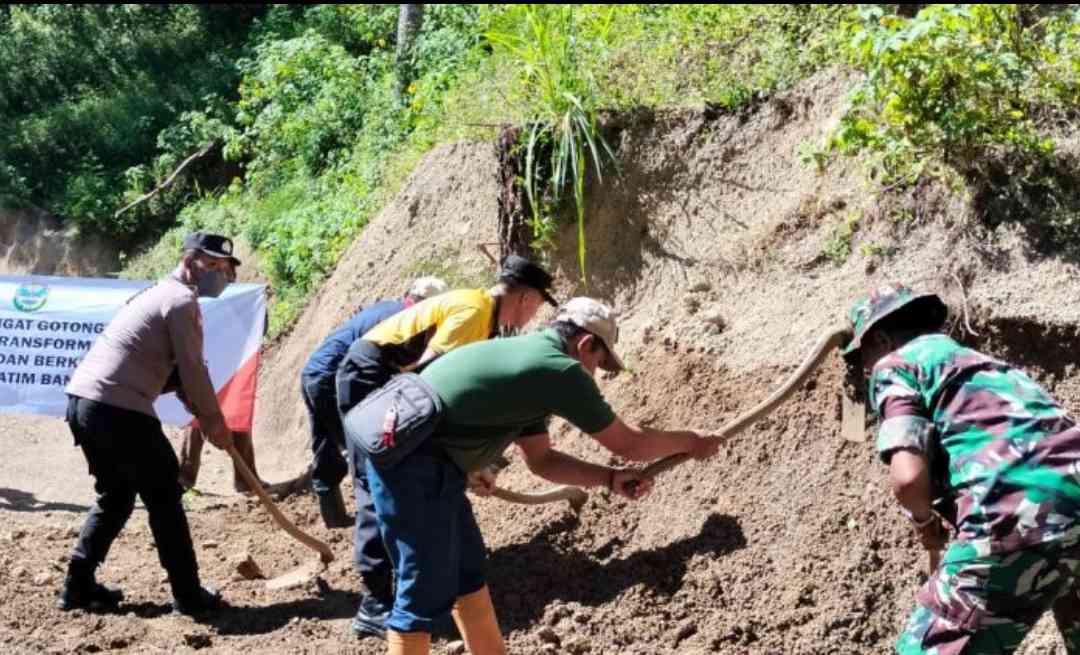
[555,297,624,373]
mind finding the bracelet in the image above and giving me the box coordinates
[900,507,936,528]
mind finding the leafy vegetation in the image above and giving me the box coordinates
[481,4,855,278]
[821,211,863,266]
[486,5,616,279]
[0,5,261,246]
[8,4,1080,332]
[122,5,485,334]
[829,4,1080,182]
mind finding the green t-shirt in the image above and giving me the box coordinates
[420,328,617,472]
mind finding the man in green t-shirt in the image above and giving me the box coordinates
[347,297,720,654]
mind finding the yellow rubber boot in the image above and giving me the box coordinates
[387,630,431,655]
[451,586,506,655]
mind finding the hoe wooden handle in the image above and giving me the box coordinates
[493,325,852,507]
[227,445,335,564]
[928,548,942,574]
[491,485,588,510]
[640,325,851,481]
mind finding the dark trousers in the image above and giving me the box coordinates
[66,395,202,599]
[301,373,348,496]
[348,437,393,599]
[334,341,396,596]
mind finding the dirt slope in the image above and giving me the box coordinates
[4,68,1079,654]
[0,206,119,277]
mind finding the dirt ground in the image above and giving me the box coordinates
[3,69,1079,653]
[1,355,1070,654]
[0,206,119,277]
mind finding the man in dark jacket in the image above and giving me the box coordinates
[303,277,449,528]
[338,255,556,641]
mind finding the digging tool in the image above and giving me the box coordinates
[492,325,852,505]
[639,325,850,480]
[262,467,314,500]
[841,391,867,443]
[226,445,335,590]
[491,485,587,511]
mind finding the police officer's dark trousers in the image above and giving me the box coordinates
[66,395,202,599]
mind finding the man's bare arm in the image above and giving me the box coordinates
[515,432,653,499]
[591,417,717,462]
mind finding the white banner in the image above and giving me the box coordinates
[0,275,266,428]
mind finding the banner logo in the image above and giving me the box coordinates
[13,284,49,313]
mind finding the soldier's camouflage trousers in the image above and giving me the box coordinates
[897,537,1080,654]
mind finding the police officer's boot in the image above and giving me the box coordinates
[56,560,123,611]
[172,585,225,617]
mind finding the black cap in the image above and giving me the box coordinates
[497,254,557,307]
[182,232,241,267]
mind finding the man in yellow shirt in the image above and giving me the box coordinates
[336,254,556,640]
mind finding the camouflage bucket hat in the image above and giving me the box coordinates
[842,284,947,358]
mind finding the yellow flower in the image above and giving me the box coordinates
[407,83,418,94]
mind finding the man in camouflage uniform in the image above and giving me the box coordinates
[843,284,1080,654]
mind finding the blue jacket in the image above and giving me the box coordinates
[302,299,405,380]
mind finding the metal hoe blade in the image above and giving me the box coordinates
[226,445,335,591]
[841,391,866,443]
[265,558,328,591]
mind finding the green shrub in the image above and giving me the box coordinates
[481,4,854,280]
[821,211,862,266]
[229,32,376,184]
[830,5,1080,182]
[158,5,485,335]
[590,5,854,110]
[487,5,617,280]
[0,5,257,244]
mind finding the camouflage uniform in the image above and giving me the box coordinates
[848,285,1080,655]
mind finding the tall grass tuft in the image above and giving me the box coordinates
[486,5,617,281]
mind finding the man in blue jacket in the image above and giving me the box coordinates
[301,276,448,530]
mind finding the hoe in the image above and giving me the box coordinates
[228,446,335,590]
[490,325,942,572]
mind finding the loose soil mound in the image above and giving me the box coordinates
[3,69,1078,653]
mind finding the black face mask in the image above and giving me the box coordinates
[195,268,229,298]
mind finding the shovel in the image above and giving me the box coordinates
[639,326,851,479]
[226,445,335,590]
